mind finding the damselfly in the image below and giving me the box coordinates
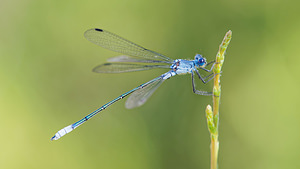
[51,28,216,140]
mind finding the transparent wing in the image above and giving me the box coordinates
[93,63,170,73]
[125,76,165,109]
[84,28,174,62]
[107,55,172,64]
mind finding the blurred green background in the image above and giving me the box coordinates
[1,0,300,169]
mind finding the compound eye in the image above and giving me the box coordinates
[199,58,205,64]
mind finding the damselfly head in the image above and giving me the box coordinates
[194,54,207,67]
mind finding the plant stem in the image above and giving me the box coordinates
[210,135,219,169]
[206,30,232,169]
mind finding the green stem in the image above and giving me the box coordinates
[206,30,232,169]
